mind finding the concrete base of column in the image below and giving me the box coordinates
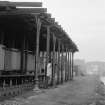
[33,79,40,92]
[52,82,57,88]
[33,85,40,91]
[70,77,73,80]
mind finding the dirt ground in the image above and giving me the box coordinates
[0,75,103,105]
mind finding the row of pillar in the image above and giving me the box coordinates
[35,17,75,88]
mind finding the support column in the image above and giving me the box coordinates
[71,51,74,80]
[55,49,57,84]
[65,48,67,82]
[66,49,69,81]
[57,40,60,84]
[61,44,64,84]
[34,17,41,90]
[67,49,70,81]
[52,34,56,87]
[68,50,70,80]
[70,51,72,80]
[45,26,50,88]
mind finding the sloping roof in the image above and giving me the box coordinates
[0,1,78,52]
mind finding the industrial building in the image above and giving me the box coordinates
[0,1,78,99]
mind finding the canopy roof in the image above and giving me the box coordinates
[0,1,78,52]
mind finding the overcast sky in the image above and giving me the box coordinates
[8,0,105,62]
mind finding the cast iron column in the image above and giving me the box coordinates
[71,51,74,80]
[45,26,50,88]
[61,44,64,84]
[52,34,56,87]
[33,17,41,90]
[57,40,60,84]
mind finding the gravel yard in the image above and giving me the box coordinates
[0,75,104,105]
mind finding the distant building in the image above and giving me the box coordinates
[86,61,105,75]
[74,60,105,76]
[74,59,86,76]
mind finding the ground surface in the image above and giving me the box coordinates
[0,75,104,105]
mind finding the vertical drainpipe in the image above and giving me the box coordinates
[33,17,41,90]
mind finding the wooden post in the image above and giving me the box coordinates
[57,40,60,84]
[67,49,69,81]
[45,26,50,88]
[33,17,41,90]
[52,34,56,86]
